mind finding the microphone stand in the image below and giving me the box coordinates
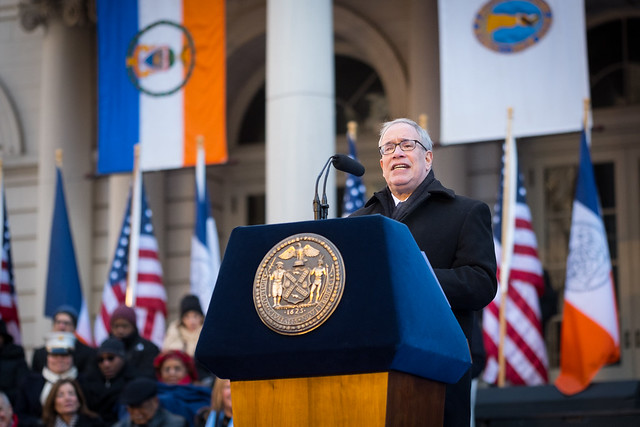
[313,156,334,220]
[320,162,332,219]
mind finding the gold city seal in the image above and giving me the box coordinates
[253,233,345,335]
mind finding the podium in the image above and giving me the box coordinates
[195,215,471,426]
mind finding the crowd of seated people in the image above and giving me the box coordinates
[4,294,229,426]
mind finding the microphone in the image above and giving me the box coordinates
[313,154,366,220]
[332,153,365,177]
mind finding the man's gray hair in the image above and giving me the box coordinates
[378,118,433,151]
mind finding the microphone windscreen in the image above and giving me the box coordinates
[332,154,365,177]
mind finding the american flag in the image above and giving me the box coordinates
[0,191,20,344]
[482,142,549,386]
[341,125,366,216]
[94,182,167,347]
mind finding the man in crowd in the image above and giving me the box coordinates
[31,305,95,374]
[114,378,187,427]
[110,305,160,379]
[84,337,138,424]
[0,320,28,407]
[350,118,497,426]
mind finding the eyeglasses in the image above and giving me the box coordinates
[378,139,427,156]
[97,355,116,364]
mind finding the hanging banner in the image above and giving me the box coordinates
[97,0,227,173]
[438,0,589,144]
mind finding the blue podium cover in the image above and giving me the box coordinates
[195,215,471,384]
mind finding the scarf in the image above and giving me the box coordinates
[40,366,78,405]
[390,171,435,221]
[54,414,78,427]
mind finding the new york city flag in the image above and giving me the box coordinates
[97,0,227,173]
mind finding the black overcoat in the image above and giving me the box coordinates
[350,170,497,427]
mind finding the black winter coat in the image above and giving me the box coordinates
[0,342,29,405]
[350,171,497,427]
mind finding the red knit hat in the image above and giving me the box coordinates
[153,350,198,384]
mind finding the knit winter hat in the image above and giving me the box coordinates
[121,377,157,407]
[180,294,204,318]
[54,305,79,328]
[98,337,126,358]
[110,305,137,328]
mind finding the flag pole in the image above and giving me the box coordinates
[498,107,516,387]
[126,144,142,307]
[196,135,205,201]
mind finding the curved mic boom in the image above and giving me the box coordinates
[332,154,365,177]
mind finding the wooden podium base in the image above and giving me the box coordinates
[231,371,445,426]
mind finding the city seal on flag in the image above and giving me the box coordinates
[565,219,612,292]
[473,0,552,53]
[126,20,196,97]
[253,233,345,336]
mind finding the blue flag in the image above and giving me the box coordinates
[190,144,220,314]
[45,167,93,344]
[342,130,366,216]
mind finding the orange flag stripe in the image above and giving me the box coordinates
[183,0,227,166]
[555,301,620,395]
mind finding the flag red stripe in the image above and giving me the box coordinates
[137,273,163,284]
[513,244,539,258]
[135,297,168,315]
[139,249,159,259]
[515,218,532,230]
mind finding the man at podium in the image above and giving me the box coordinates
[350,118,497,427]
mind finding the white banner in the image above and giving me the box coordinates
[438,0,589,144]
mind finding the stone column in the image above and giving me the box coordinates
[35,14,95,339]
[266,0,335,223]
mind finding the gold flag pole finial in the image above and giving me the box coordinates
[418,113,428,130]
[583,98,590,130]
[347,121,357,137]
[197,134,205,150]
[55,149,63,168]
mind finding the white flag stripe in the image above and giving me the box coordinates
[136,283,168,299]
[137,258,163,276]
[138,0,184,171]
[510,253,544,275]
[564,202,620,341]
[513,228,538,248]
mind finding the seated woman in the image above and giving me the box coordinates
[41,379,104,427]
[0,391,18,427]
[154,351,210,427]
[15,333,83,426]
[154,350,198,385]
[163,295,213,385]
[200,378,232,427]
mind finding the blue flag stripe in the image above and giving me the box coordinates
[575,129,601,216]
[97,0,140,174]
